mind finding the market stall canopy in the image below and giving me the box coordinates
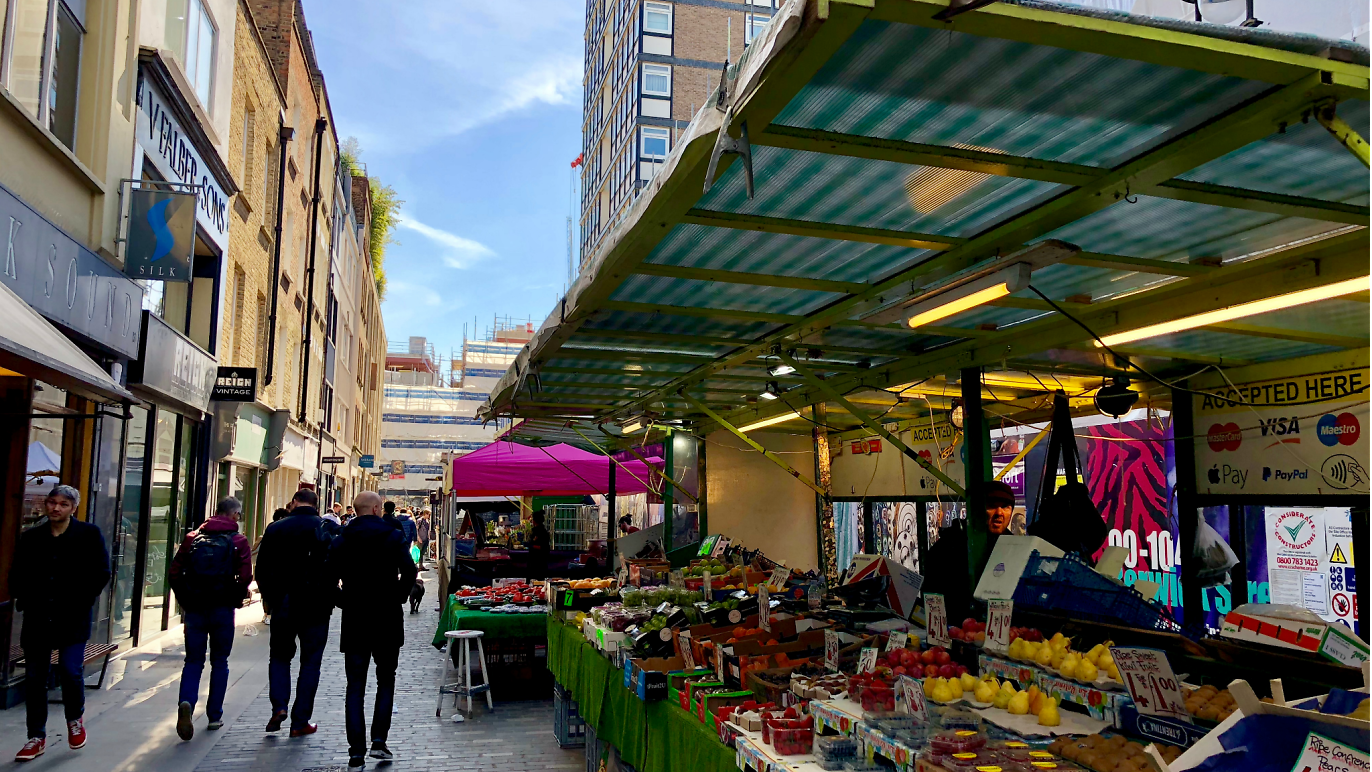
[478,0,1368,438]
[451,441,665,496]
[0,278,134,404]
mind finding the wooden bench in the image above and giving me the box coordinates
[11,643,117,693]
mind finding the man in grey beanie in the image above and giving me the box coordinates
[9,485,110,761]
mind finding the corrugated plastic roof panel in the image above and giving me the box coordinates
[610,274,839,317]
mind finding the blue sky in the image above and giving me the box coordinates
[308,0,584,364]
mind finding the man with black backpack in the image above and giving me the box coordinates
[255,488,337,737]
[170,497,253,742]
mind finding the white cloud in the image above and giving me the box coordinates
[385,281,443,308]
[395,214,495,269]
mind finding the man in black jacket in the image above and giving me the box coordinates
[255,488,335,737]
[9,485,111,762]
[329,491,417,770]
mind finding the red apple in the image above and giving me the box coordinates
[963,617,979,631]
[949,626,964,640]
[893,666,908,677]
[934,650,951,666]
[924,664,939,677]
[954,664,968,677]
[900,650,917,668]
[920,649,937,665]
[937,663,957,679]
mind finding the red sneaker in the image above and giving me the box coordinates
[68,718,86,749]
[289,722,318,737]
[14,738,44,762]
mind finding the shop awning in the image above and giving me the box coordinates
[451,441,664,496]
[0,279,134,404]
[479,0,1368,438]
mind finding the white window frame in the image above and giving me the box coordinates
[641,63,671,97]
[643,1,672,34]
[745,13,769,44]
[640,127,669,160]
[183,0,216,111]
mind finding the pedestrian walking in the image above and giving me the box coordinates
[396,508,417,550]
[527,510,550,581]
[382,500,400,533]
[255,488,337,737]
[328,491,417,770]
[9,485,111,762]
[415,512,432,567]
[170,497,253,741]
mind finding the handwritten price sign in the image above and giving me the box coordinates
[887,631,909,652]
[859,647,878,673]
[769,565,789,591]
[825,630,840,672]
[758,585,771,632]
[898,675,929,722]
[1110,647,1191,723]
[985,599,1013,654]
[678,631,695,670]
[926,594,951,648]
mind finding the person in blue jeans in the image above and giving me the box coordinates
[9,485,111,762]
[169,497,253,741]
[255,488,337,737]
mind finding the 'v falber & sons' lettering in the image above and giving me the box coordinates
[142,85,228,239]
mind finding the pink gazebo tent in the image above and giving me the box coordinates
[450,441,662,496]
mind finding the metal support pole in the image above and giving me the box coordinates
[1316,104,1371,167]
[961,367,993,592]
[778,352,966,497]
[1353,503,1369,642]
[607,462,617,572]
[578,425,696,503]
[813,403,836,583]
[680,392,828,497]
[663,429,675,552]
[1171,384,1204,632]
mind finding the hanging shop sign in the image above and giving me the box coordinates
[1194,367,1369,496]
[129,311,216,413]
[124,188,195,281]
[359,455,375,468]
[211,366,257,402]
[389,460,406,480]
[135,69,231,251]
[0,182,144,358]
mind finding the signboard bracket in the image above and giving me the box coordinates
[115,178,206,245]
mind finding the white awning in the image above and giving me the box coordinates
[0,278,133,403]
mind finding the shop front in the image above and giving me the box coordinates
[212,399,276,548]
[119,312,216,647]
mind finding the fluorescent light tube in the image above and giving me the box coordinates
[739,411,803,432]
[907,263,1032,329]
[758,391,779,401]
[1096,276,1369,347]
[768,363,796,377]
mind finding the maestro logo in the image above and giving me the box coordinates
[1206,423,1242,452]
[1272,510,1317,551]
[1316,413,1361,447]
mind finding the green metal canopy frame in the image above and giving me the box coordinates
[479,0,1369,454]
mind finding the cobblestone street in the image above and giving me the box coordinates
[195,598,580,772]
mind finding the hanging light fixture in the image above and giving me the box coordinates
[759,381,782,401]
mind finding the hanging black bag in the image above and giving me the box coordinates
[1027,391,1109,562]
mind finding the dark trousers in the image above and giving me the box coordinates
[344,646,398,757]
[23,641,86,739]
[267,612,329,731]
[178,607,235,721]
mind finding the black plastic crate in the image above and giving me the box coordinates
[553,682,586,748]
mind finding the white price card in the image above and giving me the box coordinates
[758,586,771,632]
[859,647,878,673]
[1110,646,1191,723]
[825,629,840,672]
[769,566,790,591]
[985,599,1013,654]
[703,570,712,598]
[678,631,695,670]
[1291,731,1368,772]
[925,593,951,648]
[898,675,929,722]
[887,631,909,652]
[714,644,725,682]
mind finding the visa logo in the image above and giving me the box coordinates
[1258,417,1300,436]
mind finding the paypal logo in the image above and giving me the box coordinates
[147,198,176,262]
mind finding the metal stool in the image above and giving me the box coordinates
[437,630,492,719]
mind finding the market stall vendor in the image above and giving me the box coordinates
[922,481,1017,622]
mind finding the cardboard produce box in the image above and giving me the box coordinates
[623,655,685,701]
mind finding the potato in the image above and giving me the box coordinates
[1196,705,1221,721]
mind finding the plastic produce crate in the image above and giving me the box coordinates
[1012,551,1182,633]
[554,682,586,748]
[585,721,603,772]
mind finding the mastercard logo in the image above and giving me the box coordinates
[1207,422,1242,452]
[1317,413,1360,447]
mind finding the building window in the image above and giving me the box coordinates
[2,0,84,148]
[255,292,268,371]
[231,265,246,361]
[641,63,670,97]
[239,101,255,187]
[641,127,669,160]
[643,1,672,33]
[746,13,769,43]
[166,0,215,109]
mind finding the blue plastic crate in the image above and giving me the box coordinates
[554,682,587,748]
[585,721,603,772]
[1012,551,1181,633]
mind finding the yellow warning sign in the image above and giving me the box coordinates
[1330,542,1348,565]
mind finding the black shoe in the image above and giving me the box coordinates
[348,756,366,770]
[265,710,287,732]
[176,701,194,741]
[369,742,393,760]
